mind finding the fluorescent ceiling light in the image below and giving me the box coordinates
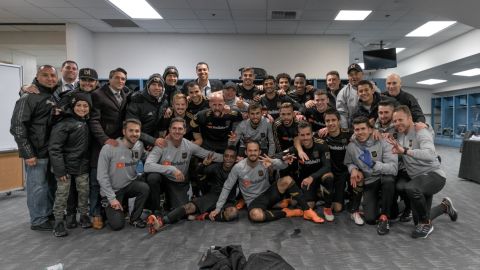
[406,21,456,37]
[417,79,447,85]
[396,48,405,53]
[335,10,372,21]
[358,63,365,70]
[453,68,480,77]
[108,0,162,19]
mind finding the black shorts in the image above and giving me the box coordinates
[301,178,322,203]
[248,183,283,211]
[192,189,236,213]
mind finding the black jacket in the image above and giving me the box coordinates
[351,92,397,124]
[10,80,56,159]
[164,84,181,105]
[126,89,169,146]
[89,84,130,167]
[49,114,90,177]
[181,79,224,96]
[384,89,426,123]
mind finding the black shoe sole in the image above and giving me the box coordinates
[53,232,68,237]
[31,225,53,231]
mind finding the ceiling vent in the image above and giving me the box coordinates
[102,19,138,28]
[270,11,299,20]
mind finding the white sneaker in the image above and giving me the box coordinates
[351,212,364,226]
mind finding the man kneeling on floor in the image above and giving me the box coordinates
[209,140,324,223]
[344,116,398,235]
[147,146,239,234]
[97,119,150,230]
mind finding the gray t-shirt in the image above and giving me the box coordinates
[233,117,276,156]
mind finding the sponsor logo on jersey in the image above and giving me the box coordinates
[243,179,252,188]
[258,170,264,177]
[182,152,187,159]
[116,162,125,169]
[162,160,172,166]
[371,151,377,158]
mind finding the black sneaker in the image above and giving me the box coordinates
[411,222,434,239]
[79,214,92,229]
[31,220,53,231]
[441,197,458,222]
[377,215,390,235]
[130,219,147,228]
[65,214,78,229]
[53,221,68,237]
[399,209,412,222]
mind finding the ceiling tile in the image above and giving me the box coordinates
[267,20,298,34]
[114,27,146,32]
[194,9,231,20]
[169,20,204,29]
[134,20,172,29]
[235,21,266,33]
[43,7,92,19]
[149,0,190,9]
[158,9,197,20]
[300,10,337,21]
[201,20,235,28]
[206,27,236,34]
[366,9,411,21]
[231,9,266,20]
[267,0,306,11]
[5,6,57,19]
[187,0,229,10]
[25,0,73,8]
[324,29,352,35]
[228,0,266,10]
[66,0,112,8]
[297,21,330,31]
[80,8,128,19]
[175,28,207,33]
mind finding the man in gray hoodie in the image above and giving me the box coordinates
[97,119,150,231]
[344,116,398,235]
[387,106,458,239]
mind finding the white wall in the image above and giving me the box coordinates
[92,33,349,79]
[66,24,94,69]
[402,87,433,123]
[0,48,36,85]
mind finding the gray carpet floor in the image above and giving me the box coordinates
[1,145,479,270]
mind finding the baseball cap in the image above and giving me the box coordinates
[347,63,363,74]
[78,68,98,80]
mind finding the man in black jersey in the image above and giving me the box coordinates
[273,103,299,151]
[276,73,292,95]
[323,109,353,213]
[236,67,262,104]
[191,92,243,153]
[259,75,304,120]
[186,81,209,115]
[288,73,315,108]
[283,122,335,221]
[147,146,239,234]
[304,90,330,136]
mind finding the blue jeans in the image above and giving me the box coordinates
[89,168,101,216]
[25,158,53,225]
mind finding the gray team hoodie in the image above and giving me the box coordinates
[344,136,398,185]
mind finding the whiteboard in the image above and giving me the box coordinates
[0,63,23,152]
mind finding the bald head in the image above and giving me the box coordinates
[209,92,225,116]
[386,73,402,97]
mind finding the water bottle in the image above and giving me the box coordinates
[45,263,63,270]
[136,160,144,176]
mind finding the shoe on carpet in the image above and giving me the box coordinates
[441,197,458,222]
[412,222,434,239]
[351,212,365,226]
[53,221,68,237]
[282,208,303,218]
[31,220,53,231]
[303,209,325,223]
[323,207,334,222]
[377,214,390,235]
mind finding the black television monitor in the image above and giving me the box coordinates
[363,48,397,70]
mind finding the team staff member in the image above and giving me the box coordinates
[182,62,223,97]
[323,109,352,213]
[11,65,58,231]
[283,122,334,221]
[325,70,343,105]
[89,67,131,229]
[384,73,426,123]
[126,73,170,147]
[388,106,457,238]
[49,93,92,237]
[97,119,149,231]
[144,118,223,211]
[344,116,398,235]
[163,66,181,105]
[210,141,325,223]
[273,103,299,151]
[147,147,239,234]
[231,103,276,157]
[191,92,243,153]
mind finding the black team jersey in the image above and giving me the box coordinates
[287,90,314,105]
[237,84,261,104]
[304,108,326,132]
[197,162,236,194]
[324,129,352,173]
[191,109,243,153]
[273,119,298,152]
[159,112,197,141]
[259,94,303,119]
[284,138,331,184]
[187,97,209,115]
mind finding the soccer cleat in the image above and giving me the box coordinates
[195,212,210,221]
[235,199,246,210]
[147,215,164,235]
[79,214,92,229]
[278,198,292,209]
[441,197,458,222]
[377,214,390,235]
[351,212,365,226]
[282,208,303,218]
[53,221,68,237]
[303,209,325,223]
[323,207,334,222]
[412,222,434,239]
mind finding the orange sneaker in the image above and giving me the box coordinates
[278,198,292,209]
[235,199,246,210]
[282,208,303,217]
[147,215,164,235]
[303,209,325,223]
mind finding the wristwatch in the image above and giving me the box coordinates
[403,147,409,155]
